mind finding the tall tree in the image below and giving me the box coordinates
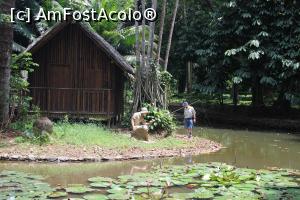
[141,0,146,71]
[147,0,157,63]
[0,0,15,127]
[135,0,140,64]
[156,0,166,66]
[164,0,179,71]
[133,0,167,111]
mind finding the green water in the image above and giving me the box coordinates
[1,127,300,187]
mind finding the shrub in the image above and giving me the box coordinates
[121,111,132,128]
[144,106,177,135]
[14,129,50,146]
[9,52,40,132]
[10,52,38,121]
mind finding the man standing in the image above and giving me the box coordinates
[182,102,196,138]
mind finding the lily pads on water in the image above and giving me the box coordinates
[88,177,114,183]
[47,191,68,198]
[107,187,128,194]
[2,162,300,200]
[83,194,108,200]
[135,187,162,194]
[90,182,111,188]
[0,170,54,199]
[193,188,214,198]
[170,192,194,199]
[107,193,131,200]
[65,185,95,194]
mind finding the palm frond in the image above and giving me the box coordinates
[13,42,26,53]
[13,21,36,42]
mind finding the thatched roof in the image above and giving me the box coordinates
[26,21,134,75]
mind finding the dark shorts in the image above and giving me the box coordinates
[184,118,193,129]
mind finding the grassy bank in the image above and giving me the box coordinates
[1,122,221,162]
[16,122,190,150]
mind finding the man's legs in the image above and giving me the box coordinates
[188,128,192,138]
[184,118,193,138]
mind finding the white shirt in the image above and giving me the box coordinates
[184,106,196,119]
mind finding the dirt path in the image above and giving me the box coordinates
[0,134,222,162]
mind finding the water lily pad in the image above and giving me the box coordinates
[47,191,68,198]
[107,193,130,200]
[107,187,128,194]
[170,192,194,199]
[90,182,111,188]
[88,177,114,183]
[234,183,257,191]
[274,181,299,188]
[256,188,282,199]
[66,186,94,194]
[83,194,108,200]
[284,188,300,200]
[193,188,214,198]
[135,187,162,194]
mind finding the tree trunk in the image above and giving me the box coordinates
[186,61,193,93]
[135,0,140,65]
[232,84,239,107]
[273,81,291,111]
[0,0,15,127]
[156,0,167,66]
[251,76,264,107]
[178,70,186,93]
[141,0,146,74]
[147,0,157,62]
[275,91,291,110]
[164,0,179,71]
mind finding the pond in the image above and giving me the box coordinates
[1,127,300,199]
[1,127,300,185]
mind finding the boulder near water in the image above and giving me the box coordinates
[33,117,53,136]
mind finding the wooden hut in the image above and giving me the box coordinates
[26,21,134,120]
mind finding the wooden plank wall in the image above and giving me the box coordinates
[29,23,125,117]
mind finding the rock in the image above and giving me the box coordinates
[28,154,35,161]
[131,127,149,141]
[33,117,53,136]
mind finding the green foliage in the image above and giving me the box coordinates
[159,71,177,97]
[120,110,132,128]
[32,131,51,145]
[159,71,176,89]
[9,52,43,143]
[14,0,135,54]
[13,123,50,146]
[144,106,176,135]
[0,14,11,23]
[13,0,49,51]
[169,0,300,108]
[10,52,39,123]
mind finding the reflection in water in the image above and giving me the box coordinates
[186,128,300,170]
[1,127,300,186]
